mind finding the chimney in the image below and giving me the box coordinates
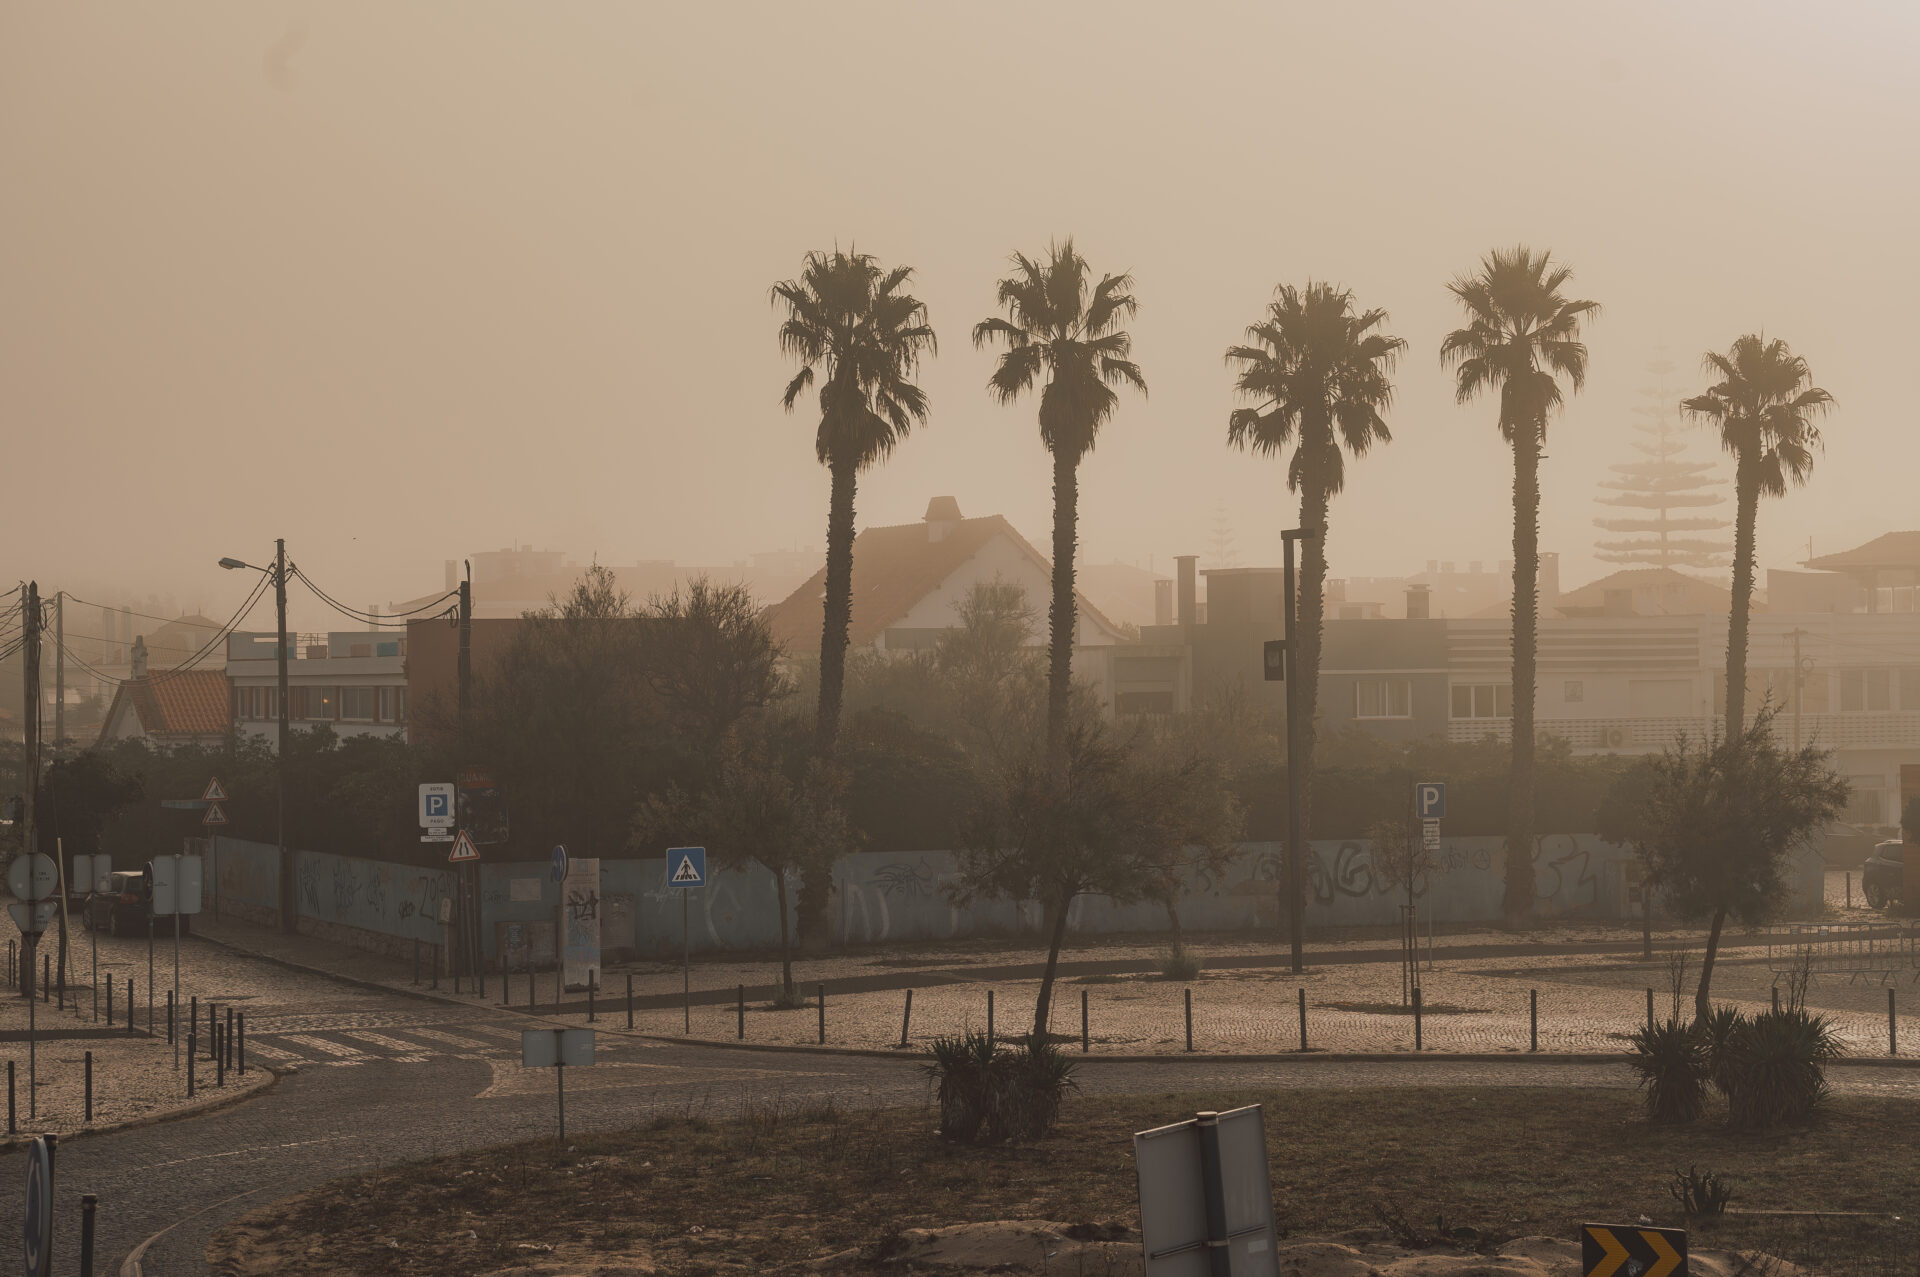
[445,560,458,591]
[1603,588,1634,618]
[1176,556,1198,632]
[1153,579,1174,627]
[924,495,964,543]
[131,635,149,679]
[1406,584,1431,620]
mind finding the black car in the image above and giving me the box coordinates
[1862,840,1906,910]
[83,871,190,936]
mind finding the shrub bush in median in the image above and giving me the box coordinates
[925,1031,1078,1144]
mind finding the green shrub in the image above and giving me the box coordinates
[924,1031,1077,1144]
[1158,945,1203,981]
[1720,1008,1841,1131]
[1626,1018,1709,1124]
[1698,1004,1747,1097]
[1669,1165,1734,1217]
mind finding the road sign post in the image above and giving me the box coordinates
[666,849,706,1034]
[1134,1105,1280,1276]
[521,1027,593,1147]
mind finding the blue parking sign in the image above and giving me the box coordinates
[1415,783,1446,820]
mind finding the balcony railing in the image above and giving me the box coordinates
[1446,711,1920,751]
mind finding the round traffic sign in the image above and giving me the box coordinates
[22,1136,51,1277]
[5,854,58,904]
[550,845,569,884]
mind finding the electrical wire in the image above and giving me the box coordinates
[142,574,271,687]
[288,564,457,627]
[57,592,209,629]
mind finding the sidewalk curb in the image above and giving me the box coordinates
[195,930,490,1012]
[0,1065,281,1155]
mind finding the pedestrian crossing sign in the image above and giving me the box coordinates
[666,847,706,889]
[448,829,481,863]
[202,777,228,802]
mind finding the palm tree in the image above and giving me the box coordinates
[1681,335,1831,735]
[1226,282,1404,928]
[1441,247,1598,928]
[974,239,1144,1037]
[973,240,1146,775]
[772,248,935,939]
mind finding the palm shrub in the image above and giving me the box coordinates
[1720,1007,1841,1130]
[924,1031,1077,1143]
[1627,1018,1710,1124]
[1698,1003,1747,1097]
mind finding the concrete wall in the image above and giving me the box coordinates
[203,832,1827,963]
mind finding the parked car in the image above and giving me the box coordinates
[1862,840,1906,910]
[83,871,190,936]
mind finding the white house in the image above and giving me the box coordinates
[228,631,409,745]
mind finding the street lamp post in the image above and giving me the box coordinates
[220,540,294,933]
[1281,527,1320,975]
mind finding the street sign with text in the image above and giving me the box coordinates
[418,782,455,828]
[6,854,57,903]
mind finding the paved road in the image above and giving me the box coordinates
[30,933,1920,1276]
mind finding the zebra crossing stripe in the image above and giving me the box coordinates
[282,1034,368,1059]
[404,1027,501,1051]
[345,1031,436,1054]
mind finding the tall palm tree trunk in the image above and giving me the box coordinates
[1046,449,1079,777]
[802,456,857,948]
[1294,480,1332,915]
[1031,889,1072,1038]
[1504,419,1541,927]
[1724,451,1760,738]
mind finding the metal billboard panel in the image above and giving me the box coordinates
[177,854,204,916]
[150,854,177,916]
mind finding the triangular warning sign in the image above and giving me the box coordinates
[202,777,228,802]
[448,829,481,863]
[201,803,228,826]
[671,855,702,884]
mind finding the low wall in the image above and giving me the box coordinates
[201,833,1827,963]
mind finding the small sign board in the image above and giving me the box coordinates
[202,802,228,826]
[521,1027,595,1069]
[201,777,228,803]
[1135,1105,1280,1277]
[550,845,569,884]
[1415,782,1446,821]
[448,829,481,863]
[418,782,456,828]
[5,854,58,903]
[1422,820,1441,855]
[1582,1223,1686,1276]
[23,1135,53,1277]
[438,897,454,925]
[70,854,113,894]
[6,902,58,935]
[149,854,204,916]
[667,847,707,889]
[1262,639,1285,682]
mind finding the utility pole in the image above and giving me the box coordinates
[457,564,481,995]
[21,584,41,1012]
[1280,528,1319,975]
[52,592,63,751]
[275,539,293,934]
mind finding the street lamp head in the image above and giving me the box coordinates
[217,557,250,571]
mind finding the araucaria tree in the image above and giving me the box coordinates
[1680,335,1832,735]
[1226,282,1404,922]
[1441,247,1599,927]
[974,240,1145,772]
[772,249,935,939]
[1628,712,1847,1023]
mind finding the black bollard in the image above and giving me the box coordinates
[588,978,596,1024]
[1891,989,1899,1056]
[190,996,197,1048]
[1772,986,1781,1014]
[1529,989,1538,1052]
[1413,986,1423,1051]
[216,1024,225,1087]
[736,983,743,1040]
[900,989,913,1048]
[817,984,825,1045]
[630,974,637,1031]
[987,989,995,1043]
[127,980,134,1035]
[1081,988,1089,1054]
[1647,987,1655,1030]
[1298,987,1308,1052]
[188,1032,196,1098]
[166,990,175,1045]
[1184,987,1194,1052]
[238,1013,246,1074]
[5,1060,12,1133]
[106,978,113,1027]
[225,1007,234,1069]
[85,1050,92,1123]
[43,954,49,1002]
[80,1193,97,1277]
[207,1002,216,1058]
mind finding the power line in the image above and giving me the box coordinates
[56,592,213,628]
[142,575,271,687]
[288,565,456,627]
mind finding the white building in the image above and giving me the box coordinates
[228,631,409,745]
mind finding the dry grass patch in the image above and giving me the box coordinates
[210,1087,1920,1275]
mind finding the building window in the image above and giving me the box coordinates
[1840,668,1895,712]
[1844,777,1884,825]
[340,687,378,722]
[1353,679,1411,719]
[377,687,397,723]
[298,686,338,721]
[1563,680,1584,703]
[1451,683,1512,718]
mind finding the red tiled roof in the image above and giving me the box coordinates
[105,671,231,739]
[762,512,1120,653]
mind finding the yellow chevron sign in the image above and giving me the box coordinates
[1583,1223,1686,1276]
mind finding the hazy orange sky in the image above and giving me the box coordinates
[4,2,1916,628]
